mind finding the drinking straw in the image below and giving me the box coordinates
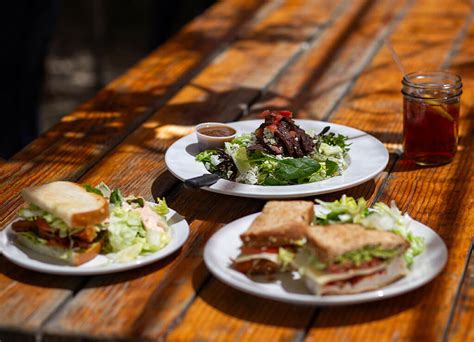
[385,39,454,122]
[385,39,406,75]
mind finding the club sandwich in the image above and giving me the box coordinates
[233,200,314,275]
[292,223,409,295]
[12,181,109,265]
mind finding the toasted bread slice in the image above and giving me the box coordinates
[22,181,109,228]
[306,224,409,263]
[16,232,103,266]
[240,201,314,247]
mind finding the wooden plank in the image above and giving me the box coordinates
[165,1,413,339]
[43,187,263,340]
[0,0,269,336]
[440,14,474,341]
[38,0,354,339]
[0,258,80,336]
[444,240,474,341]
[41,0,408,340]
[305,0,474,340]
[250,0,409,121]
[0,0,266,227]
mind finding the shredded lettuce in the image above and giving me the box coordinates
[18,204,70,237]
[154,198,169,216]
[109,188,124,206]
[17,231,47,245]
[294,247,327,275]
[86,183,172,262]
[336,246,402,266]
[103,196,171,262]
[278,247,295,271]
[315,195,369,225]
[97,182,112,197]
[84,184,103,196]
[364,202,425,267]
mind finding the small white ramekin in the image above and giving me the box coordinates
[195,122,237,150]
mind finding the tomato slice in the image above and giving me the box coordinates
[278,110,292,118]
[36,218,55,238]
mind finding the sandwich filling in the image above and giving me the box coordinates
[233,243,302,275]
[293,246,403,285]
[233,200,314,275]
[278,221,411,295]
[303,255,407,295]
[12,204,106,252]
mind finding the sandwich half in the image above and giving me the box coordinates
[233,200,314,275]
[12,181,109,265]
[293,224,409,295]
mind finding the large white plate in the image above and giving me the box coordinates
[0,207,189,275]
[203,207,448,305]
[165,120,389,198]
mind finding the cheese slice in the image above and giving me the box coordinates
[303,262,388,285]
[234,252,279,264]
[303,256,408,295]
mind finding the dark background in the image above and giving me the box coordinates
[42,0,215,131]
[1,0,215,158]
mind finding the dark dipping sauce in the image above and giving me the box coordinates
[198,125,236,137]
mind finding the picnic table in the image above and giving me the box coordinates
[1,0,473,340]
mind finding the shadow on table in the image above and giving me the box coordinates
[191,265,425,329]
[0,245,182,290]
[309,284,428,328]
[0,257,80,290]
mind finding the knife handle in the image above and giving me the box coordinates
[184,174,220,188]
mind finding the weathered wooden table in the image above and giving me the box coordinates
[1,0,473,340]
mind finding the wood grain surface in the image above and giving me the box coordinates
[40,0,356,339]
[306,0,474,340]
[0,0,266,336]
[1,0,474,341]
[0,0,266,227]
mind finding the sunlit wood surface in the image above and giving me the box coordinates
[1,0,473,340]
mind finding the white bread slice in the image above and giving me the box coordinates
[16,232,102,266]
[240,201,314,247]
[22,181,109,228]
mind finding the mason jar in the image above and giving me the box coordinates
[401,71,462,165]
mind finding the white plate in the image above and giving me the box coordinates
[165,120,389,198]
[0,207,189,275]
[203,207,448,305]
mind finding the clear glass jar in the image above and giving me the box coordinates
[402,71,462,165]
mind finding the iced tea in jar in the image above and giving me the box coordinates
[402,71,462,165]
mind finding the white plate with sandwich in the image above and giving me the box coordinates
[204,198,447,305]
[165,118,389,199]
[0,181,189,275]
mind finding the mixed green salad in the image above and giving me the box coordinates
[314,195,425,267]
[196,111,350,186]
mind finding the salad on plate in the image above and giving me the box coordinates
[195,110,350,186]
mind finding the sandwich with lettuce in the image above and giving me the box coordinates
[233,195,425,295]
[12,181,171,265]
